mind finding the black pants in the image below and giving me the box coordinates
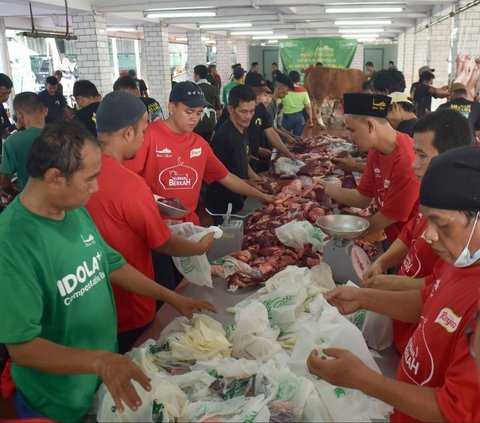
[151,250,184,309]
[117,324,149,354]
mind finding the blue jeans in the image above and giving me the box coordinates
[282,111,306,136]
[15,391,42,419]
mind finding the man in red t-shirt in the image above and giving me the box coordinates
[86,91,217,353]
[307,145,480,422]
[123,81,274,288]
[321,93,419,244]
[362,109,475,352]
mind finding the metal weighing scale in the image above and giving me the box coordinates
[205,204,246,260]
[316,215,371,286]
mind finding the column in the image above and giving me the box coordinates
[71,12,112,96]
[216,35,232,100]
[403,27,416,91]
[349,43,364,70]
[429,5,451,88]
[412,18,429,86]
[234,39,249,70]
[0,18,12,77]
[143,22,172,113]
[397,32,405,73]
[187,30,206,80]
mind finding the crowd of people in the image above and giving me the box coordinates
[0,55,479,423]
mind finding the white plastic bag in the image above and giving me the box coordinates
[229,302,283,361]
[275,220,326,252]
[344,282,393,351]
[169,222,223,287]
[273,157,305,178]
[288,296,392,422]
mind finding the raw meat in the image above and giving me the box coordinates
[161,197,187,210]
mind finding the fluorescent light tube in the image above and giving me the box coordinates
[335,20,392,25]
[146,11,216,18]
[339,28,384,33]
[231,30,273,35]
[200,22,252,29]
[342,34,379,38]
[145,6,216,11]
[327,7,402,13]
[252,35,288,39]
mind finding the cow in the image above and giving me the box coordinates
[303,66,367,128]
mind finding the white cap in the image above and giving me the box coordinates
[388,91,413,105]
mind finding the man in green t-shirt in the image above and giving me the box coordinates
[0,92,47,195]
[222,66,245,105]
[0,121,216,422]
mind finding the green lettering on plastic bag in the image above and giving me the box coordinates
[351,309,366,329]
[152,400,164,423]
[243,410,258,423]
[261,295,294,320]
[333,387,347,398]
[180,256,194,274]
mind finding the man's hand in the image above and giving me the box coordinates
[307,118,314,128]
[260,193,275,204]
[363,274,395,290]
[197,232,215,253]
[258,147,272,158]
[307,348,370,389]
[332,155,363,173]
[324,286,363,315]
[362,261,383,283]
[170,294,218,319]
[94,352,152,413]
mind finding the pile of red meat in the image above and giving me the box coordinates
[225,136,376,289]
[228,175,376,288]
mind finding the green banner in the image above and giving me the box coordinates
[279,38,358,75]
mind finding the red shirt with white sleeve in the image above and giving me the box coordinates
[357,131,419,244]
[123,120,229,224]
[86,155,172,333]
[393,213,442,352]
[391,264,480,422]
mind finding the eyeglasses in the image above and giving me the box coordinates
[465,310,479,358]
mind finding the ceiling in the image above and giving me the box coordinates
[1,0,455,43]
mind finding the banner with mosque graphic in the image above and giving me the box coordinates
[279,38,358,74]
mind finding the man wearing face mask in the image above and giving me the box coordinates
[307,145,480,423]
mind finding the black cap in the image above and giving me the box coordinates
[96,91,147,133]
[275,73,294,90]
[343,93,391,118]
[246,73,272,93]
[420,146,480,211]
[233,67,245,79]
[169,81,212,108]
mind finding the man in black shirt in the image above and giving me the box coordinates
[245,62,260,86]
[0,73,13,139]
[113,75,164,122]
[54,70,64,97]
[410,68,449,118]
[206,85,258,219]
[38,76,68,123]
[127,69,148,97]
[73,80,101,137]
[438,82,480,140]
[216,74,296,171]
[193,64,221,142]
[387,92,418,138]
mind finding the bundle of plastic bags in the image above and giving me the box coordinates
[275,220,326,252]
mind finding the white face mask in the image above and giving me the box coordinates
[454,212,480,268]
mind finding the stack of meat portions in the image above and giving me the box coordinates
[225,134,377,289]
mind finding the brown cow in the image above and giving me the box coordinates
[304,66,367,128]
